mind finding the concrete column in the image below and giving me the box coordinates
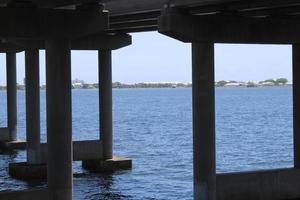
[25,49,41,164]
[98,50,113,159]
[6,52,17,141]
[293,44,300,168]
[46,40,72,200]
[192,43,216,200]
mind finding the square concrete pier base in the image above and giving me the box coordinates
[0,140,26,150]
[82,156,132,172]
[9,162,47,180]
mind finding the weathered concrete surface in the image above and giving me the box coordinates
[11,33,132,51]
[216,168,300,200]
[0,127,9,141]
[73,140,103,161]
[0,129,26,150]
[0,140,26,150]
[158,8,300,44]
[82,156,132,172]
[293,44,300,168]
[25,49,41,165]
[8,140,103,180]
[6,52,17,141]
[40,140,103,163]
[0,188,49,200]
[192,43,216,200]
[9,154,131,180]
[0,7,109,40]
[99,50,113,159]
[9,162,47,180]
[46,39,72,200]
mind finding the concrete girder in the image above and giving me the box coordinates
[0,42,23,53]
[0,7,108,40]
[0,33,132,52]
[70,33,132,50]
[158,7,300,44]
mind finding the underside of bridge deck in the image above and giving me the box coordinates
[1,0,300,200]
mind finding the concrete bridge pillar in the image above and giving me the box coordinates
[0,52,26,149]
[25,49,41,164]
[192,43,216,200]
[293,44,300,168]
[46,40,72,200]
[6,52,17,141]
[99,50,113,159]
[82,49,131,172]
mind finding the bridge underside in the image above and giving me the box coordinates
[1,0,300,200]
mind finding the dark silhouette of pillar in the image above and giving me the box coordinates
[99,50,113,159]
[293,44,300,168]
[25,49,41,164]
[6,52,17,141]
[192,43,216,200]
[46,40,72,200]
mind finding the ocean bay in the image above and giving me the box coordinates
[0,87,293,200]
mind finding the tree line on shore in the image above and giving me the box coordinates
[215,78,289,87]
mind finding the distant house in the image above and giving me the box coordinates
[260,81,276,86]
[224,82,246,87]
[72,78,84,89]
[72,82,83,89]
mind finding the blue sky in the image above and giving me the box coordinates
[0,32,293,85]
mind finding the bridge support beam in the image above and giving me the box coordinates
[192,43,216,200]
[25,49,41,164]
[82,49,132,172]
[0,52,26,149]
[99,50,113,159]
[293,44,300,168]
[7,35,132,180]
[159,8,300,200]
[6,52,17,141]
[8,49,45,179]
[46,39,72,200]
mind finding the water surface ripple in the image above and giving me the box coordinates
[0,87,293,199]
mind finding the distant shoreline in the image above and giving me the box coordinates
[0,78,291,90]
[0,85,292,91]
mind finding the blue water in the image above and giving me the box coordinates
[0,87,294,199]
